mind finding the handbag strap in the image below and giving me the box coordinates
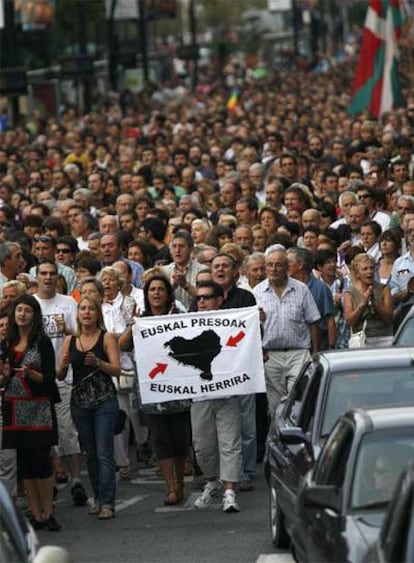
[72,367,100,390]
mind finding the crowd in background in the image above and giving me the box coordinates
[0,53,414,524]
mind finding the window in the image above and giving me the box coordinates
[321,368,414,437]
[313,419,353,488]
[283,361,315,425]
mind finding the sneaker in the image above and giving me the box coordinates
[194,480,222,509]
[71,483,88,506]
[87,499,100,515]
[44,514,62,531]
[222,489,240,513]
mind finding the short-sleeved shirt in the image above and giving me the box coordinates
[390,252,414,308]
[162,259,205,310]
[253,277,320,350]
[307,275,335,333]
[34,293,78,385]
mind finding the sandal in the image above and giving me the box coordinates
[174,480,184,502]
[119,466,132,479]
[164,489,179,506]
[55,470,69,484]
[98,506,115,520]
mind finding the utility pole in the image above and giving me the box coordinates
[138,0,149,83]
[189,0,198,90]
[292,0,299,60]
[4,0,19,125]
[78,0,91,113]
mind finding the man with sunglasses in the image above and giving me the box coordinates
[355,184,390,231]
[211,253,257,492]
[192,280,243,513]
[29,236,77,293]
[55,236,78,268]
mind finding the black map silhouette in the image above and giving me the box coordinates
[164,330,222,381]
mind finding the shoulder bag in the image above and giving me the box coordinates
[71,368,116,408]
[348,320,367,349]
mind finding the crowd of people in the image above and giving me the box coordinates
[0,51,414,527]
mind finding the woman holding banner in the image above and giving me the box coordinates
[120,274,191,506]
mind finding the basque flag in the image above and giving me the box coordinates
[348,0,407,118]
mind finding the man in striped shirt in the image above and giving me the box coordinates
[253,246,320,417]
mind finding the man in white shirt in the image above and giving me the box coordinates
[34,259,87,506]
[0,242,25,293]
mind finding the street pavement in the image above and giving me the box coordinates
[36,455,294,563]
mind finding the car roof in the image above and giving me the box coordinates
[346,406,414,432]
[316,347,414,372]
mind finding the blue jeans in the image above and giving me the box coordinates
[238,394,257,481]
[71,395,118,508]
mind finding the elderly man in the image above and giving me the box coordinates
[287,247,336,351]
[330,191,358,229]
[100,233,143,287]
[253,247,320,417]
[0,242,25,292]
[162,230,204,310]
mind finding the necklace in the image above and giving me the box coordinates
[78,330,100,352]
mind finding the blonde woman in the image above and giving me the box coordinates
[58,296,120,519]
[343,253,393,347]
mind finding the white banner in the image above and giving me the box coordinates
[133,307,265,404]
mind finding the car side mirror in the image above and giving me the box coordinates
[301,485,339,512]
[279,426,314,459]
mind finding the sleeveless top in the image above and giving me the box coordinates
[346,284,393,338]
[69,331,116,407]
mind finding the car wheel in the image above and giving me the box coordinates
[269,481,290,549]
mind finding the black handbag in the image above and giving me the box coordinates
[71,368,116,408]
[114,408,127,435]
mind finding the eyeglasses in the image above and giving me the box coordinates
[33,236,52,243]
[196,294,216,302]
[358,194,371,199]
[56,248,71,254]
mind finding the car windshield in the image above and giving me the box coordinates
[321,368,414,437]
[395,316,414,346]
[351,428,414,510]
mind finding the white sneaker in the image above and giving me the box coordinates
[222,489,240,513]
[194,480,222,509]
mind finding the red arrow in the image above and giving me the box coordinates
[226,331,245,347]
[148,363,168,379]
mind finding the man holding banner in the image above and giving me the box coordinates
[191,280,243,513]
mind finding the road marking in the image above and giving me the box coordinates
[255,554,294,563]
[116,495,147,512]
[155,492,222,513]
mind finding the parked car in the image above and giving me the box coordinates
[291,407,414,562]
[265,347,414,548]
[393,305,414,345]
[0,481,70,563]
[365,461,414,563]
